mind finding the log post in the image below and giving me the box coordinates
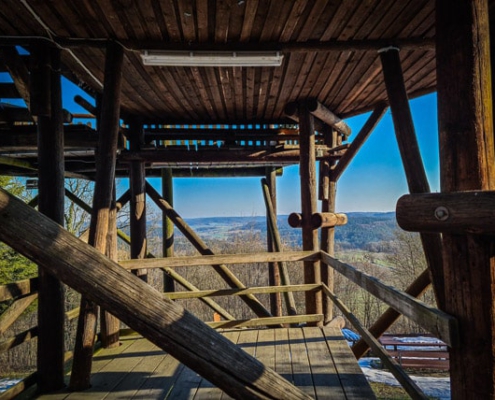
[129,120,147,282]
[162,168,175,292]
[298,102,322,321]
[436,1,495,397]
[70,41,124,390]
[100,183,120,348]
[319,127,338,323]
[32,45,65,392]
[379,47,445,308]
[261,178,297,316]
[265,168,282,317]
[0,188,310,400]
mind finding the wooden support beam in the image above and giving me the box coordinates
[263,169,282,317]
[298,103,322,321]
[379,46,445,311]
[145,182,275,319]
[207,314,323,329]
[100,184,120,348]
[70,41,124,391]
[320,127,338,323]
[0,47,31,111]
[163,267,235,321]
[121,147,342,164]
[397,191,495,234]
[33,45,65,393]
[129,121,147,282]
[436,1,495,397]
[305,99,351,138]
[0,293,37,335]
[288,212,304,228]
[261,178,297,316]
[0,83,20,98]
[0,278,38,301]
[331,104,388,181]
[0,188,310,400]
[162,168,175,293]
[74,95,97,116]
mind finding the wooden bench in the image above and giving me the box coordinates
[379,334,450,371]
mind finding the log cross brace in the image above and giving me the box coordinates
[396,191,495,234]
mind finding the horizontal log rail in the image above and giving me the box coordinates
[0,293,37,335]
[165,284,321,300]
[321,284,428,400]
[0,277,38,301]
[206,314,323,329]
[397,191,495,234]
[0,327,38,353]
[120,250,320,270]
[321,251,458,347]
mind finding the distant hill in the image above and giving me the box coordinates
[159,212,398,252]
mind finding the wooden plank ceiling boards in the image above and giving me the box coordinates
[0,0,437,125]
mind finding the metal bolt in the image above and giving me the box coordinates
[434,206,449,221]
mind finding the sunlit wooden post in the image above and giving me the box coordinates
[265,167,282,316]
[162,168,175,292]
[129,119,147,282]
[436,0,495,397]
[298,102,322,321]
[70,41,124,390]
[32,44,65,393]
[320,126,339,323]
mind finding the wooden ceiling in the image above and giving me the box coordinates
[0,0,437,125]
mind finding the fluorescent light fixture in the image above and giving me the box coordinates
[141,50,283,67]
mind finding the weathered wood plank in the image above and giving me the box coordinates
[0,293,37,335]
[165,284,321,300]
[0,188,310,399]
[206,314,323,329]
[321,252,457,347]
[0,278,38,301]
[120,250,320,270]
[303,327,346,398]
[289,328,316,398]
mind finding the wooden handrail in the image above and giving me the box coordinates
[207,314,323,329]
[321,284,428,400]
[120,250,320,270]
[0,327,38,353]
[320,251,458,347]
[165,284,321,300]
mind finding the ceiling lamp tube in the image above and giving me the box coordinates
[141,50,283,67]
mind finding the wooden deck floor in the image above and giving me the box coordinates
[37,327,375,399]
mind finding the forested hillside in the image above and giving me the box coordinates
[164,212,398,252]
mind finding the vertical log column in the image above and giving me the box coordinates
[265,167,282,316]
[437,1,495,398]
[379,47,445,308]
[100,184,120,348]
[162,168,175,292]
[298,103,322,320]
[129,120,147,282]
[320,127,339,323]
[70,42,124,390]
[32,45,65,392]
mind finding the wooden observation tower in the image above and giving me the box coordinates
[0,1,493,399]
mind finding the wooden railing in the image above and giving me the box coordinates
[1,251,456,400]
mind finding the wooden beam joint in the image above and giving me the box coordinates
[397,191,495,234]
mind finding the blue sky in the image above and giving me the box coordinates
[157,93,440,218]
[1,73,439,219]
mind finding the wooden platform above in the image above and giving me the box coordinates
[35,327,375,400]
